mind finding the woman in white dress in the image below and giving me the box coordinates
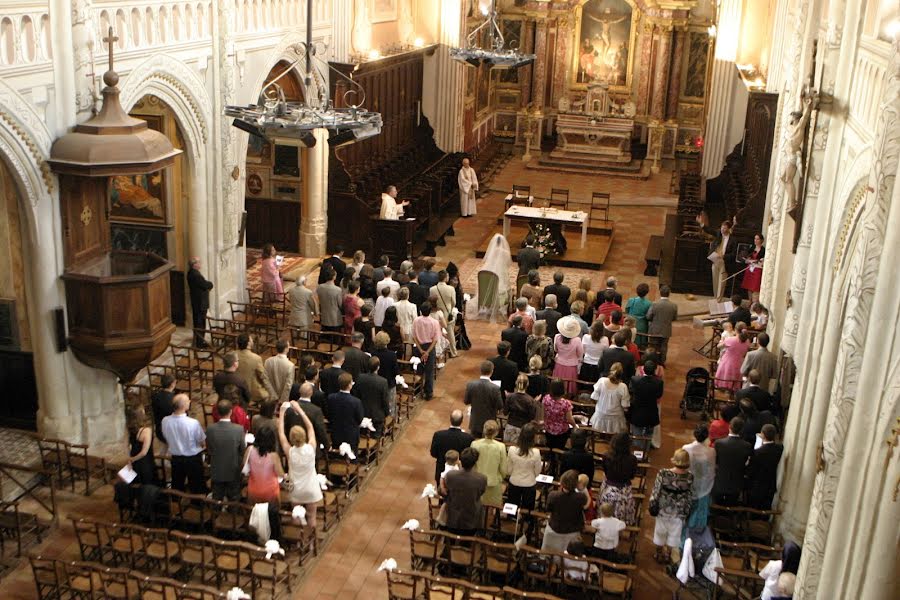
[276,403,324,528]
[589,362,630,433]
[475,233,512,322]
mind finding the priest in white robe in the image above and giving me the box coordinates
[379,185,409,220]
[458,158,479,217]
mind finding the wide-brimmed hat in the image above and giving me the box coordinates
[557,315,582,339]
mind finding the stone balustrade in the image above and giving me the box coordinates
[0,1,51,66]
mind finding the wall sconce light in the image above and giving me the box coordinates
[368,49,382,60]
[414,37,425,48]
[707,25,717,38]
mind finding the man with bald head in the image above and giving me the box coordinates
[458,157,479,217]
[429,410,474,485]
[161,393,207,493]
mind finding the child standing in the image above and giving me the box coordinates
[590,502,626,562]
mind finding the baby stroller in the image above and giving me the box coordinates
[681,367,710,419]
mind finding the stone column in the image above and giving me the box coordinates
[331,0,352,62]
[701,0,742,178]
[301,129,328,257]
[650,26,673,120]
[794,21,898,599]
[666,28,686,120]
[550,13,574,109]
[188,164,209,271]
[636,21,654,115]
[49,0,78,133]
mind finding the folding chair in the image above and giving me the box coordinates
[590,192,611,224]
[29,555,63,600]
[549,188,569,209]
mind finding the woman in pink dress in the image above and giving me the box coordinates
[260,243,284,303]
[715,329,751,390]
[552,316,584,395]
[342,280,364,335]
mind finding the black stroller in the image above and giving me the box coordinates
[681,367,710,419]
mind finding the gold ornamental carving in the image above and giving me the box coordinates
[80,205,92,226]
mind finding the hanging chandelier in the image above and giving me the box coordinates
[449,0,535,69]
[225,0,381,148]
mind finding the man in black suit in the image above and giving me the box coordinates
[536,294,562,338]
[735,370,773,413]
[187,257,213,347]
[516,235,541,278]
[542,271,571,315]
[151,374,176,446]
[599,331,636,381]
[319,245,346,284]
[746,424,784,510]
[488,342,519,396]
[429,409,475,484]
[402,271,430,310]
[464,361,504,438]
[342,332,371,381]
[443,448,488,536]
[712,417,754,505]
[709,220,738,300]
[327,372,364,456]
[738,398,776,445]
[501,316,529,372]
[602,277,623,307]
[212,352,251,407]
[728,294,753,328]
[301,366,328,414]
[205,399,246,501]
[319,351,347,398]
[352,356,391,437]
[283,382,328,457]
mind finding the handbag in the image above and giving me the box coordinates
[648,498,660,517]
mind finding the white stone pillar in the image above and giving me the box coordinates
[189,162,209,271]
[700,0,742,178]
[794,22,898,598]
[48,0,77,133]
[766,0,792,93]
[301,129,328,257]
[422,0,465,152]
[331,0,352,62]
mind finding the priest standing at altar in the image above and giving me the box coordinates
[458,158,479,217]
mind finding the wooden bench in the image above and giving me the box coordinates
[644,234,664,275]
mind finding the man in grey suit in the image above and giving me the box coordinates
[740,332,779,393]
[430,270,458,358]
[288,276,317,329]
[464,361,504,437]
[205,399,245,501]
[646,285,678,362]
[342,332,371,381]
[316,268,343,333]
[264,339,295,403]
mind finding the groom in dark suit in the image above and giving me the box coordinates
[429,410,475,484]
[516,235,541,278]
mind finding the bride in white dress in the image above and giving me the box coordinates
[472,233,512,322]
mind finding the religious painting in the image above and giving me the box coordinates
[683,32,710,99]
[475,63,492,117]
[110,172,168,225]
[369,0,397,23]
[245,135,271,164]
[572,0,636,90]
[498,20,524,85]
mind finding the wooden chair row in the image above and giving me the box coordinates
[407,529,635,597]
[28,433,108,496]
[71,518,292,597]
[30,555,230,600]
[709,503,782,547]
[386,568,566,600]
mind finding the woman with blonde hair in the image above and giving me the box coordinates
[276,402,323,528]
[503,374,539,442]
[526,319,555,373]
[471,420,508,505]
[526,355,550,399]
[589,362,630,433]
[348,250,366,279]
[649,449,693,563]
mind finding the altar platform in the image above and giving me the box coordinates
[475,220,613,269]
[528,154,651,179]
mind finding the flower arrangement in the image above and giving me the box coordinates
[529,222,566,258]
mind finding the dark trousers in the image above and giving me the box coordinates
[192,308,208,346]
[544,431,571,450]
[658,337,670,363]
[171,454,206,494]
[712,491,742,506]
[506,484,537,511]
[321,324,343,333]
[413,346,436,398]
[211,479,241,502]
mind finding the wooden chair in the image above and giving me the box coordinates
[325,450,360,496]
[249,544,292,599]
[408,528,441,574]
[549,188,569,209]
[96,565,135,600]
[142,525,181,577]
[60,559,101,599]
[211,538,253,590]
[480,539,518,586]
[65,442,109,495]
[0,499,42,557]
[72,518,107,564]
[29,555,63,600]
[506,185,532,210]
[385,569,425,600]
[171,530,215,584]
[590,192,611,224]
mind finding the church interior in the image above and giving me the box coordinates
[0,0,897,598]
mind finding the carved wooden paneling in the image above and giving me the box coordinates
[60,175,110,269]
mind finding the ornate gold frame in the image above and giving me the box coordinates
[570,0,639,93]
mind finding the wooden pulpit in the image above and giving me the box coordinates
[371,217,416,265]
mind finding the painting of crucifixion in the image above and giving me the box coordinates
[574,0,634,89]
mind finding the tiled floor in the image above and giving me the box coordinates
[0,164,713,599]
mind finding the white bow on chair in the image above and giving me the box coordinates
[292,504,308,526]
[421,483,437,498]
[264,539,285,560]
[316,473,331,490]
[401,519,420,531]
[339,442,357,460]
[378,558,398,572]
[395,374,409,388]
[409,356,421,371]
[227,588,251,600]
[360,417,377,432]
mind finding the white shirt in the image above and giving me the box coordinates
[161,413,206,457]
[379,193,403,220]
[506,446,543,487]
[458,166,479,193]
[581,334,610,365]
[591,516,626,549]
[376,278,400,301]
[682,440,716,499]
[373,295,395,327]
